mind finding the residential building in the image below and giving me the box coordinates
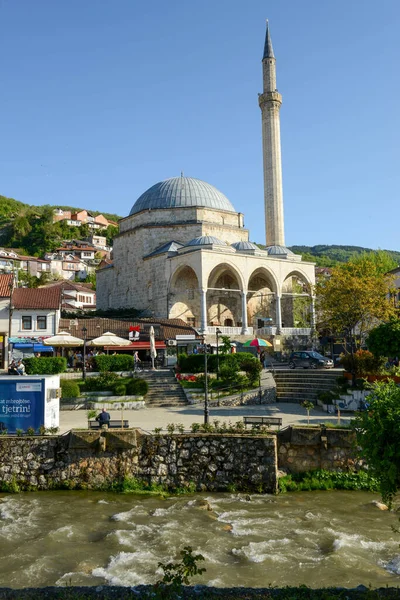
[41,280,96,312]
[9,287,61,360]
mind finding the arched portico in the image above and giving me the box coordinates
[168,265,200,327]
[247,267,279,331]
[205,263,244,332]
[281,270,314,330]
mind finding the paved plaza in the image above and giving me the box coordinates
[59,401,351,434]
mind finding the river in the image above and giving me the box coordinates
[0,490,399,590]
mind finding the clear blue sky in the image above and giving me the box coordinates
[1,0,399,250]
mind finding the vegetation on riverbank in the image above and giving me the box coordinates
[278,469,379,493]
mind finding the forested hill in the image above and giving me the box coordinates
[287,245,400,266]
[0,194,122,226]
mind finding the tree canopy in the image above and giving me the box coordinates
[352,381,400,505]
[315,252,396,343]
[367,320,400,358]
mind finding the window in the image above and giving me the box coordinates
[187,289,194,300]
[187,317,196,327]
[37,316,47,330]
[22,316,32,330]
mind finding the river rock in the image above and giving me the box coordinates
[371,500,389,510]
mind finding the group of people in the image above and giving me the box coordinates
[67,349,106,370]
[8,359,25,376]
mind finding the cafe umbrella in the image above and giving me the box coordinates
[149,325,157,370]
[43,331,84,347]
[87,331,131,353]
[243,338,273,348]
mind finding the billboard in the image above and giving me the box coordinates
[0,379,45,433]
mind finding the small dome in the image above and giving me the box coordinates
[129,176,235,215]
[185,236,227,247]
[266,245,295,256]
[231,241,258,251]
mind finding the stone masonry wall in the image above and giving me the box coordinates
[277,427,358,474]
[0,430,277,493]
[0,427,357,493]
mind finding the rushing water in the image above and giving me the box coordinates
[0,490,400,590]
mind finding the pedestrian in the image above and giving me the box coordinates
[134,351,141,371]
[8,359,18,375]
[96,407,111,429]
[260,350,265,366]
[16,359,26,376]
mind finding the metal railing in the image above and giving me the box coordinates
[206,326,254,335]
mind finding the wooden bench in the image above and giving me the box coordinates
[243,416,282,429]
[88,420,130,430]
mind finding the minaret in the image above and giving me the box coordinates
[259,20,285,247]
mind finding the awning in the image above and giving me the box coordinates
[12,343,53,352]
[104,341,166,350]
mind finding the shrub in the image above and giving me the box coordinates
[113,383,126,396]
[24,357,67,375]
[125,377,148,396]
[239,357,262,385]
[93,354,134,372]
[219,357,239,382]
[60,379,80,398]
[339,350,386,377]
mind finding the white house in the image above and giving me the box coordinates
[9,287,61,360]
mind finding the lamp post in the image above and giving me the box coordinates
[203,336,209,424]
[82,326,87,381]
[216,328,222,380]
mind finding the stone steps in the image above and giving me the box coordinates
[273,369,340,403]
[138,369,188,407]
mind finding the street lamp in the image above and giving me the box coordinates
[203,335,209,425]
[82,326,87,381]
[216,328,222,380]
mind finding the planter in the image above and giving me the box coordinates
[343,372,400,384]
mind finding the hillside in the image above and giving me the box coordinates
[288,244,400,267]
[0,194,123,225]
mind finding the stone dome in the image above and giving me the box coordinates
[231,241,259,251]
[129,176,235,215]
[185,236,227,247]
[266,245,295,256]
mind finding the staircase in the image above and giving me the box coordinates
[139,369,188,407]
[273,369,341,403]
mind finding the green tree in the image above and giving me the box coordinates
[301,400,314,425]
[352,381,400,506]
[367,319,400,358]
[315,253,396,346]
[219,335,232,354]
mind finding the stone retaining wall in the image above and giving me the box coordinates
[278,426,358,473]
[185,386,276,406]
[0,427,358,493]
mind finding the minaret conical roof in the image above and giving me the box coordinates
[263,20,275,59]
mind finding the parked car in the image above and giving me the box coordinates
[288,351,334,369]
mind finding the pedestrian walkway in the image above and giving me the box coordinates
[59,402,351,434]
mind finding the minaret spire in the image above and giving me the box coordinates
[259,20,285,247]
[263,19,275,59]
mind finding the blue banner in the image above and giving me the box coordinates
[0,379,45,433]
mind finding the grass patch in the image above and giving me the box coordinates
[278,469,379,493]
[110,477,197,497]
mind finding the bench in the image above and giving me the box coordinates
[88,420,130,430]
[243,416,282,429]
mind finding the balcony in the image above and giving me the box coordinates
[256,326,312,337]
[206,326,254,335]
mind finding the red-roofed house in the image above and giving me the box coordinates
[9,288,61,360]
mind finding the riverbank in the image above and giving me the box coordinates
[0,585,399,599]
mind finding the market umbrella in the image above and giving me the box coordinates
[43,331,84,346]
[149,325,157,370]
[243,338,273,348]
[88,331,131,348]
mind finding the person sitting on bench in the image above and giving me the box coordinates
[96,407,111,429]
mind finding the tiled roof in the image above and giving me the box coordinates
[0,274,13,298]
[58,317,200,341]
[40,281,95,293]
[12,287,61,310]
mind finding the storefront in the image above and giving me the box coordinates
[104,341,166,366]
[9,337,54,361]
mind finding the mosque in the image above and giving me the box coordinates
[96,23,315,346]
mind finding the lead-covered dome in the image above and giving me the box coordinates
[129,176,235,215]
[185,236,227,247]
